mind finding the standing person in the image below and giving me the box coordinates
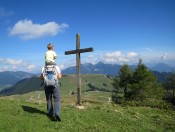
[45,43,57,65]
[40,63,62,122]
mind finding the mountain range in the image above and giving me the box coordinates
[0,71,34,85]
[0,62,174,85]
[61,62,173,83]
[62,62,174,75]
[62,62,122,75]
[150,63,175,73]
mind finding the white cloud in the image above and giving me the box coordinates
[161,53,168,60]
[102,51,129,64]
[88,55,94,59]
[5,58,23,65]
[58,64,65,70]
[27,64,36,70]
[127,52,138,58]
[66,50,133,65]
[0,57,37,72]
[85,55,99,64]
[0,58,3,62]
[80,50,140,65]
[104,51,121,58]
[9,19,69,40]
[12,65,17,70]
[118,57,129,62]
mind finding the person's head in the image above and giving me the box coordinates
[47,43,54,50]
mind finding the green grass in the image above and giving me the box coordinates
[61,74,113,95]
[0,93,175,132]
[0,74,174,131]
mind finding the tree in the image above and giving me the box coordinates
[87,83,96,91]
[164,73,175,102]
[112,59,163,104]
[112,64,133,102]
[118,64,133,98]
[130,59,163,101]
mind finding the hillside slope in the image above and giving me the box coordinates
[0,76,43,96]
[0,74,113,96]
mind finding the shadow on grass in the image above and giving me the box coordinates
[21,105,56,121]
[22,105,47,115]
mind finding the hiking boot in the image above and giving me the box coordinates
[55,115,61,122]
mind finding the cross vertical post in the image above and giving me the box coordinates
[76,34,81,105]
[65,33,94,105]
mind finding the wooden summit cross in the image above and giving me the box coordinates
[65,34,93,105]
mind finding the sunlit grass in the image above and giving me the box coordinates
[0,92,175,132]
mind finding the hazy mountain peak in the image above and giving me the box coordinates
[0,71,35,85]
[151,63,173,73]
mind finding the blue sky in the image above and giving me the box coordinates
[0,0,175,72]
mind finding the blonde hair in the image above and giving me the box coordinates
[47,43,54,50]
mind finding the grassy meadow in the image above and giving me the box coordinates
[0,74,175,131]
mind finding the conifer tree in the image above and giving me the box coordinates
[118,64,133,98]
[112,59,163,104]
[130,59,163,101]
[164,73,175,102]
[112,64,133,102]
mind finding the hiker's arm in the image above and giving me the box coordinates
[57,73,62,79]
[55,66,62,79]
[40,73,44,80]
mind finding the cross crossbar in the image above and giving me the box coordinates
[65,47,93,55]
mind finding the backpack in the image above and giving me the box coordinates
[43,65,58,87]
